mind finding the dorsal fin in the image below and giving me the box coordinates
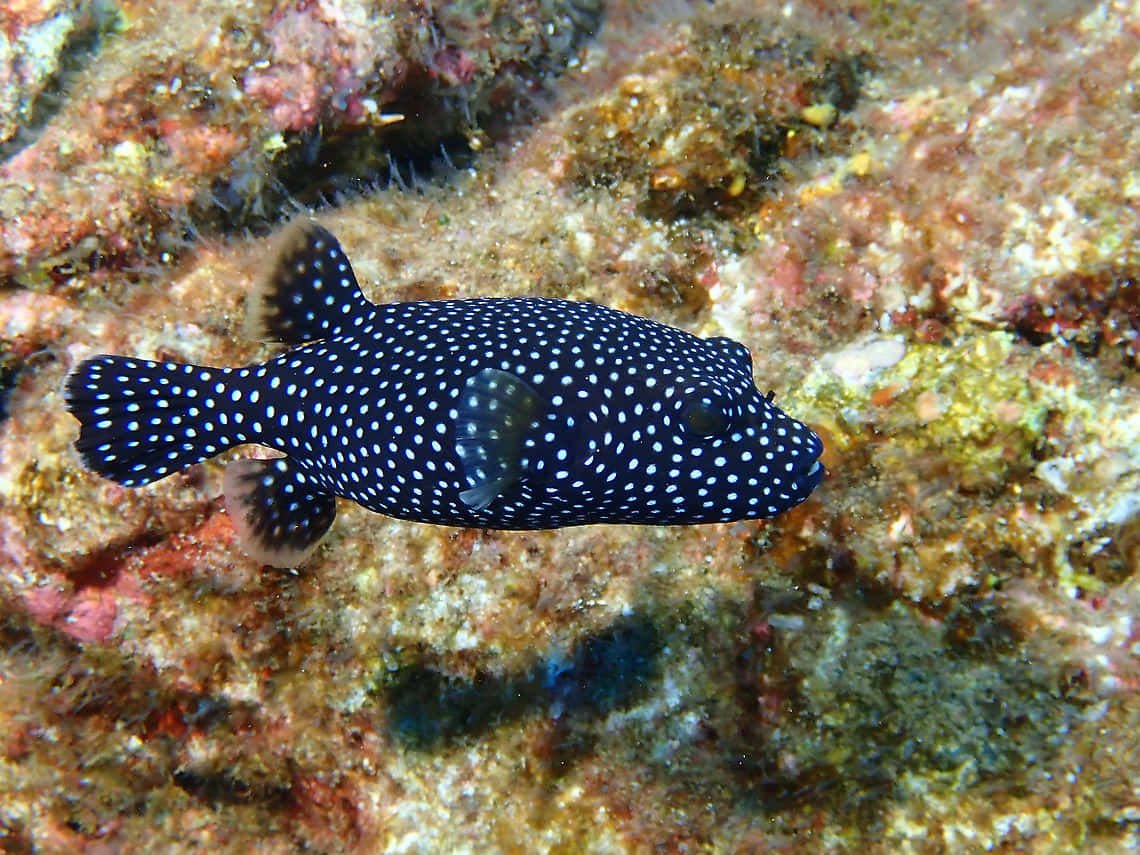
[248,220,374,345]
[455,368,543,510]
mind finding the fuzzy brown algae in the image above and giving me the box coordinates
[66,221,824,566]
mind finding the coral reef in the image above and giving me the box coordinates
[0,0,601,279]
[2,0,1140,852]
[0,0,109,151]
[558,17,865,217]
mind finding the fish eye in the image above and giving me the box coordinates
[682,396,728,437]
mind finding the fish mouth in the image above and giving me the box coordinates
[785,449,826,501]
[794,458,826,493]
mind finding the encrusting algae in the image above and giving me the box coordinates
[789,326,1140,600]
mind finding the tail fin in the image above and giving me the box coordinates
[65,355,241,487]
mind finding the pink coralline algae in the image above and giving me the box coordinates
[23,577,127,644]
[430,45,478,87]
[241,3,390,132]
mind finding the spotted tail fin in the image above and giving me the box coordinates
[248,219,375,345]
[65,355,242,487]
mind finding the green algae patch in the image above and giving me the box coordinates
[799,331,1047,488]
[558,17,866,220]
[788,329,1140,599]
[787,598,1074,788]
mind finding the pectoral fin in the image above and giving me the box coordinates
[454,368,542,510]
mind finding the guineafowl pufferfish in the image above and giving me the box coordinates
[65,221,825,567]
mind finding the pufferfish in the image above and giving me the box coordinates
[65,221,825,567]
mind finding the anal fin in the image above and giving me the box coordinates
[455,368,542,510]
[223,457,336,568]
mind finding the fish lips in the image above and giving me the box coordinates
[784,436,826,503]
[793,458,826,494]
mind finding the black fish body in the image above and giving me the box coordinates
[66,222,825,566]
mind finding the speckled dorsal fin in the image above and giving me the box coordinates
[248,220,374,345]
[223,457,337,568]
[455,368,543,511]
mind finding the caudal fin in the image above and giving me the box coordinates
[65,355,241,487]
